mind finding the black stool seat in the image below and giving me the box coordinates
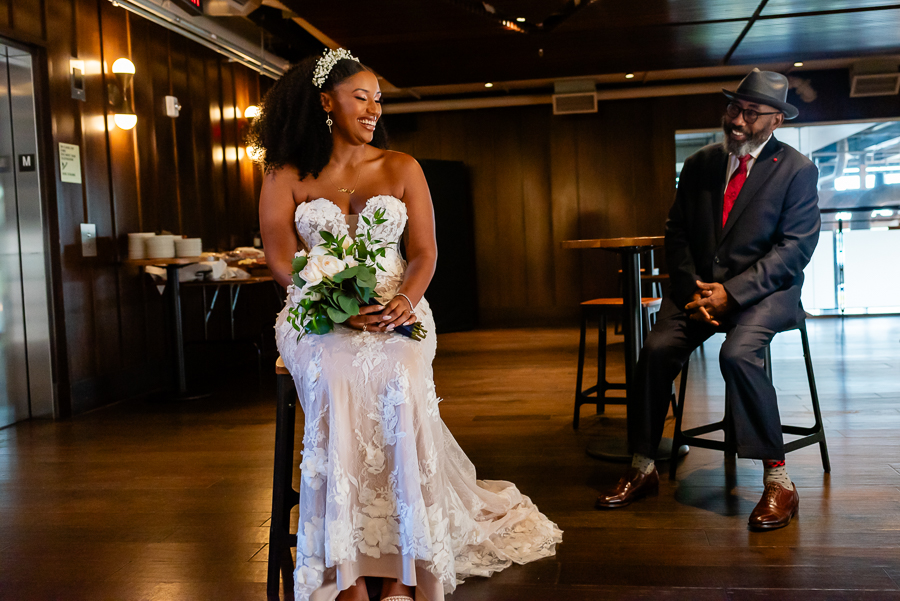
[668,319,830,478]
[268,356,299,600]
[574,297,661,429]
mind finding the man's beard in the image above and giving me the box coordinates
[721,116,770,156]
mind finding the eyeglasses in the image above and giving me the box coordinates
[725,102,781,124]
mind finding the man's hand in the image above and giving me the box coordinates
[686,288,715,325]
[685,280,733,326]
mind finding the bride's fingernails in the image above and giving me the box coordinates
[382,315,391,321]
[386,325,394,331]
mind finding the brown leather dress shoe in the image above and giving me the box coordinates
[595,466,659,509]
[748,481,799,530]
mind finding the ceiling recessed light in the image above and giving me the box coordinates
[794,61,804,67]
[625,73,635,79]
[516,17,526,22]
[484,82,494,88]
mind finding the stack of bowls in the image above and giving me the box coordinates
[127,232,155,260]
[175,238,202,258]
[145,235,176,259]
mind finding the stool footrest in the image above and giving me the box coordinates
[578,383,627,396]
[681,421,726,437]
[677,436,729,452]
[784,432,826,453]
[782,425,819,436]
[577,394,627,405]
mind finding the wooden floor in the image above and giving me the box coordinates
[2,317,900,600]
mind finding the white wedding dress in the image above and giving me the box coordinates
[275,195,562,601]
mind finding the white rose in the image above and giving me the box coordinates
[309,245,329,257]
[317,255,346,279]
[295,249,308,258]
[342,236,352,251]
[344,256,359,268]
[298,261,324,286]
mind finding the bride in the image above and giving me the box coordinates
[253,49,562,601]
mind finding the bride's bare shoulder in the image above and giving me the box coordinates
[263,164,314,202]
[378,149,422,176]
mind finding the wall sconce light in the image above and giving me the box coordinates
[108,58,136,130]
[243,105,260,119]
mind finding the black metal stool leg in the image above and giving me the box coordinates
[574,312,588,429]
[268,373,299,600]
[669,358,690,478]
[801,323,831,473]
[596,313,607,415]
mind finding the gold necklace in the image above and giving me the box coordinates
[325,164,362,194]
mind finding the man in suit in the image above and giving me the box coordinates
[595,69,820,530]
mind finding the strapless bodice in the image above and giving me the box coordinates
[294,195,407,249]
[292,195,408,302]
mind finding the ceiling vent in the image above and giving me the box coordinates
[552,92,598,114]
[552,80,597,115]
[204,0,262,17]
[850,60,900,97]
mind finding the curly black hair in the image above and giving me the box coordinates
[246,54,389,179]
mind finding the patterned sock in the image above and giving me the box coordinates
[631,453,656,475]
[763,459,793,489]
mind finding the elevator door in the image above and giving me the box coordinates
[0,41,53,427]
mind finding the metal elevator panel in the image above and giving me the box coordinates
[0,41,54,427]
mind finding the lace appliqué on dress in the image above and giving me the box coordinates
[276,194,562,601]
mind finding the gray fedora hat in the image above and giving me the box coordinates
[722,68,799,120]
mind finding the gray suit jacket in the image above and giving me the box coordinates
[663,136,820,331]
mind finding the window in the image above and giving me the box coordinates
[675,120,900,315]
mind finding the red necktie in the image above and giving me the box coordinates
[723,154,751,227]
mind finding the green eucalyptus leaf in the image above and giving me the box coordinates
[310,314,333,334]
[292,256,308,272]
[332,266,358,283]
[326,306,351,323]
[292,273,305,288]
[337,294,359,316]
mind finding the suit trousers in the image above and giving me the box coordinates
[628,310,785,460]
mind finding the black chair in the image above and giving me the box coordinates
[268,356,299,600]
[574,297,661,429]
[668,319,830,478]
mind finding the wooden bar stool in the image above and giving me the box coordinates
[268,356,299,600]
[574,297,662,429]
[668,319,830,478]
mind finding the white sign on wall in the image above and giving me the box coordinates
[58,142,82,184]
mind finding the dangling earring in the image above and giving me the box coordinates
[325,113,333,133]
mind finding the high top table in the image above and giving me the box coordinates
[563,236,664,384]
[563,236,684,461]
[124,257,208,399]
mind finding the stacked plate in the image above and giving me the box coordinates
[127,233,155,260]
[145,235,176,259]
[175,238,202,258]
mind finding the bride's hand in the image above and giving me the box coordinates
[346,305,390,333]
[379,295,417,331]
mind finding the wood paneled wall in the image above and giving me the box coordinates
[389,82,900,326]
[1,0,266,415]
[389,99,684,325]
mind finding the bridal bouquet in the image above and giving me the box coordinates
[286,208,427,341]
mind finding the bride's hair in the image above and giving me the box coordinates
[246,54,389,178]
